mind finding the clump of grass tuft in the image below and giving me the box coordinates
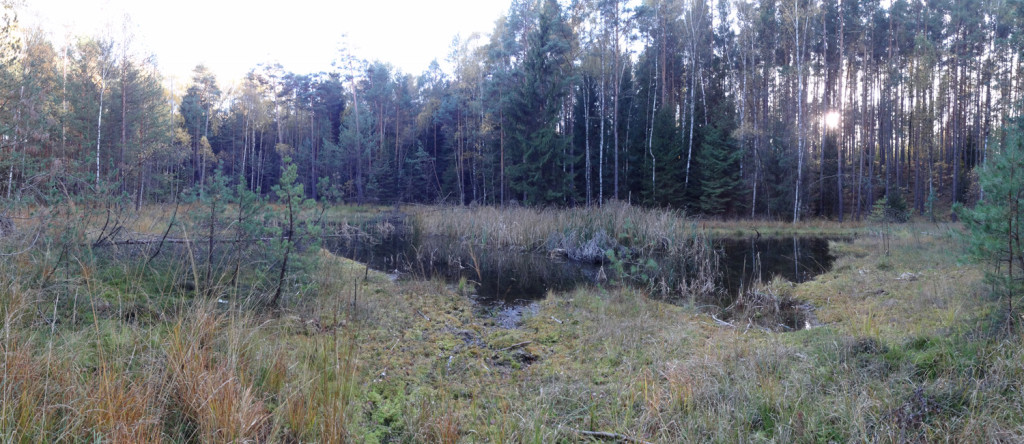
[83,365,162,443]
[1,337,67,441]
[164,305,269,442]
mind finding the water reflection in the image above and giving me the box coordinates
[719,236,839,295]
[325,219,841,308]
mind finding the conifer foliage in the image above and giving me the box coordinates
[2,0,1024,221]
[957,114,1024,317]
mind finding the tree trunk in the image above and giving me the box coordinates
[612,6,621,201]
[271,189,294,308]
[648,48,657,202]
[793,0,805,223]
[599,42,606,207]
[685,52,696,189]
[584,76,591,206]
[97,74,106,187]
[351,81,364,203]
[120,59,128,194]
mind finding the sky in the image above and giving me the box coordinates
[21,0,510,84]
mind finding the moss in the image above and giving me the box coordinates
[365,381,408,439]
[435,333,460,352]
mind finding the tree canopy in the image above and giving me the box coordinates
[3,0,1024,222]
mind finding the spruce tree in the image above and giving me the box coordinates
[697,125,742,216]
[505,0,574,205]
[644,105,684,207]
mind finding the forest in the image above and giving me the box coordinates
[3,0,1021,220]
[5,0,1024,442]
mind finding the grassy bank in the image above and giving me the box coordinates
[698,217,868,237]
[2,206,1020,441]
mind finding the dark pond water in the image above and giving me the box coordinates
[326,227,603,306]
[325,216,843,313]
[719,236,839,294]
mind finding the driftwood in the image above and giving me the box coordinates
[107,236,277,245]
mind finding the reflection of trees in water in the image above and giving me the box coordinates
[326,228,600,305]
[327,222,840,310]
[720,236,837,294]
[411,236,599,304]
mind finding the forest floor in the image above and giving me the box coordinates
[2,207,1021,442]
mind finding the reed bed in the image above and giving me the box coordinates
[411,202,722,301]
[411,201,702,257]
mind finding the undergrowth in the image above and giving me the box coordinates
[1,204,1021,441]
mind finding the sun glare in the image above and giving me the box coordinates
[824,111,841,129]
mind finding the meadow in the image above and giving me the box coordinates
[1,203,1019,442]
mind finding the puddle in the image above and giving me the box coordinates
[475,301,539,329]
[325,215,845,330]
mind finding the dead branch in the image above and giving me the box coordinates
[145,199,179,267]
[710,314,736,328]
[498,341,532,352]
[563,426,653,444]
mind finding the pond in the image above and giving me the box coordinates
[718,236,839,294]
[325,215,844,327]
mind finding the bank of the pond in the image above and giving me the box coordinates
[321,222,1010,442]
[3,202,1014,442]
[698,218,869,238]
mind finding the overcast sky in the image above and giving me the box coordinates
[22,0,509,84]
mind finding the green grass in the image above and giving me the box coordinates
[1,206,1022,442]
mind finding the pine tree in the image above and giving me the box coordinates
[180,65,221,188]
[956,114,1024,320]
[269,156,319,307]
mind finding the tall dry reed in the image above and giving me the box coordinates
[412,201,699,255]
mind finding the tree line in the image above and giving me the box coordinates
[2,0,1022,221]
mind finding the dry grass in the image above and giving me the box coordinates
[698,217,868,237]
[412,201,704,256]
[164,306,270,443]
[798,222,987,340]
[2,204,1023,442]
